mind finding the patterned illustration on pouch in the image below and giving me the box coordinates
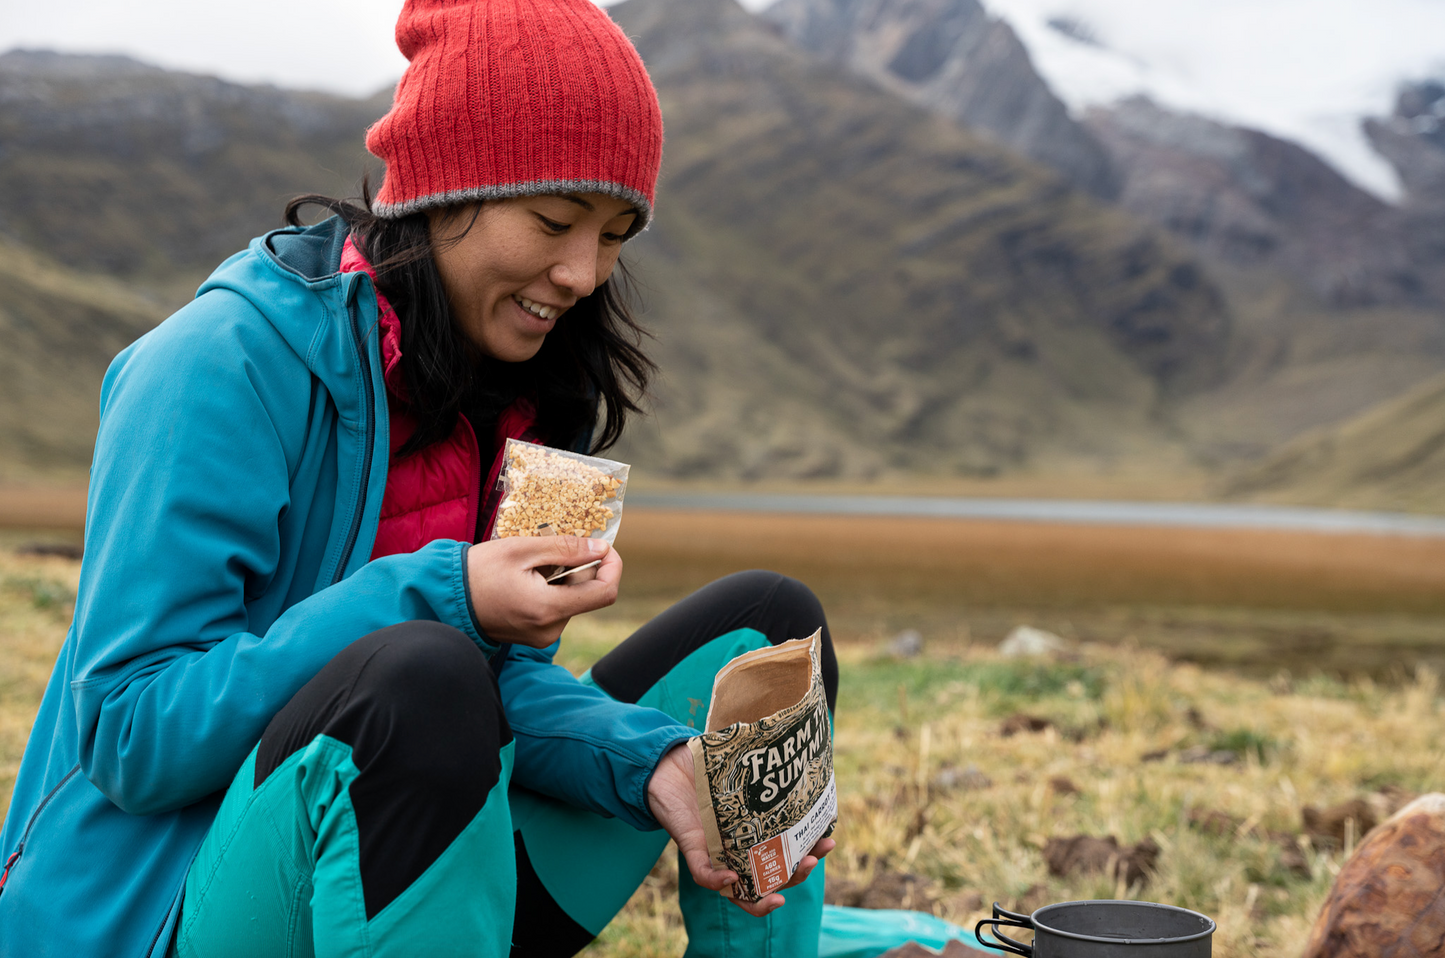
[694,640,836,900]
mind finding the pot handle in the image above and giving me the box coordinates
[975,902,1034,956]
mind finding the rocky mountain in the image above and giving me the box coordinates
[609,0,1225,479]
[0,49,388,293]
[0,10,1229,482]
[1085,97,1441,310]
[1365,81,1445,213]
[763,0,1119,199]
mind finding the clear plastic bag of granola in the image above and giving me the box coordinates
[487,439,630,546]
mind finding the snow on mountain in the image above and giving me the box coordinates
[970,0,1445,201]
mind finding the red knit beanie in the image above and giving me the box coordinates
[367,0,663,231]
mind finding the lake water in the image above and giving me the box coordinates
[628,492,1445,538]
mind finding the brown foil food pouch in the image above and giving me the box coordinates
[688,630,837,902]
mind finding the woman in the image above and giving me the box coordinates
[0,1,837,955]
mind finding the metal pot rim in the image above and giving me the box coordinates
[1029,899,1217,945]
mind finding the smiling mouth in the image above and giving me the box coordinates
[514,295,562,321]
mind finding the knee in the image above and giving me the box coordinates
[737,571,838,713]
[348,622,509,778]
[257,621,509,793]
[359,620,498,708]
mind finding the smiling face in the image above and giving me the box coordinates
[428,193,639,362]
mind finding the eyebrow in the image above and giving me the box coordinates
[561,194,641,219]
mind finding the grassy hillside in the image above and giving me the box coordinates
[0,239,163,480]
[1228,370,1445,513]
[1,22,1440,498]
[0,27,1230,483]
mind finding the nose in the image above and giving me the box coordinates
[548,235,602,301]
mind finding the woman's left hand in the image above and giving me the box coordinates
[646,743,836,917]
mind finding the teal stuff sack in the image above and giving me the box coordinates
[818,904,993,958]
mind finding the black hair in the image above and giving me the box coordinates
[284,179,653,458]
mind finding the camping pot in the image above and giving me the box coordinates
[975,900,1215,957]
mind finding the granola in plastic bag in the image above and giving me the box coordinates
[689,630,837,902]
[488,439,629,544]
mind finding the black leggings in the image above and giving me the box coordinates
[241,570,836,958]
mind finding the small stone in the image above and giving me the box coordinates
[936,763,993,791]
[998,625,1070,658]
[885,629,924,658]
[1178,744,1238,765]
[1000,713,1053,737]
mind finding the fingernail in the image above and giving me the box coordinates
[585,538,607,555]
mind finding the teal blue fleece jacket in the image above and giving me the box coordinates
[0,218,694,957]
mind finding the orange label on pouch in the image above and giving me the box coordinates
[748,835,790,895]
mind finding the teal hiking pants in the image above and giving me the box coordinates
[173,571,839,958]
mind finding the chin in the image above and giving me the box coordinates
[491,338,547,363]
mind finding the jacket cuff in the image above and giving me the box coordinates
[457,543,500,656]
[636,727,704,830]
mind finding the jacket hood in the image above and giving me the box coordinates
[197,217,378,417]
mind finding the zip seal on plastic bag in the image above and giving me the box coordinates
[488,439,630,545]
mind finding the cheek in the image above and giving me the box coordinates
[597,248,623,286]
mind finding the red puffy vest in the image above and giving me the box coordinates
[340,239,538,559]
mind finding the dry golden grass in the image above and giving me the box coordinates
[0,486,86,531]
[3,546,1444,957]
[614,510,1445,615]
[560,624,1445,958]
[0,551,79,820]
[608,510,1445,679]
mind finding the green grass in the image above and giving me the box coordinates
[4,551,1445,956]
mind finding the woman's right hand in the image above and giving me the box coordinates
[465,536,621,648]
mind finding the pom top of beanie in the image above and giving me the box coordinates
[366,0,664,232]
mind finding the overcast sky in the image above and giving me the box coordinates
[4,0,1443,198]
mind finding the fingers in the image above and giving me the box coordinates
[781,855,818,890]
[681,845,737,893]
[729,893,787,917]
[504,534,609,569]
[546,546,621,611]
[464,538,620,647]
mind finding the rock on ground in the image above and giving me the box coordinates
[1301,793,1445,958]
[998,625,1069,658]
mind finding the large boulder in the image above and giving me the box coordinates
[1301,793,1445,957]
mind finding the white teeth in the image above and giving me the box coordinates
[516,296,557,320]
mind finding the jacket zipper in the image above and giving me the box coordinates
[331,278,377,586]
[0,764,81,897]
